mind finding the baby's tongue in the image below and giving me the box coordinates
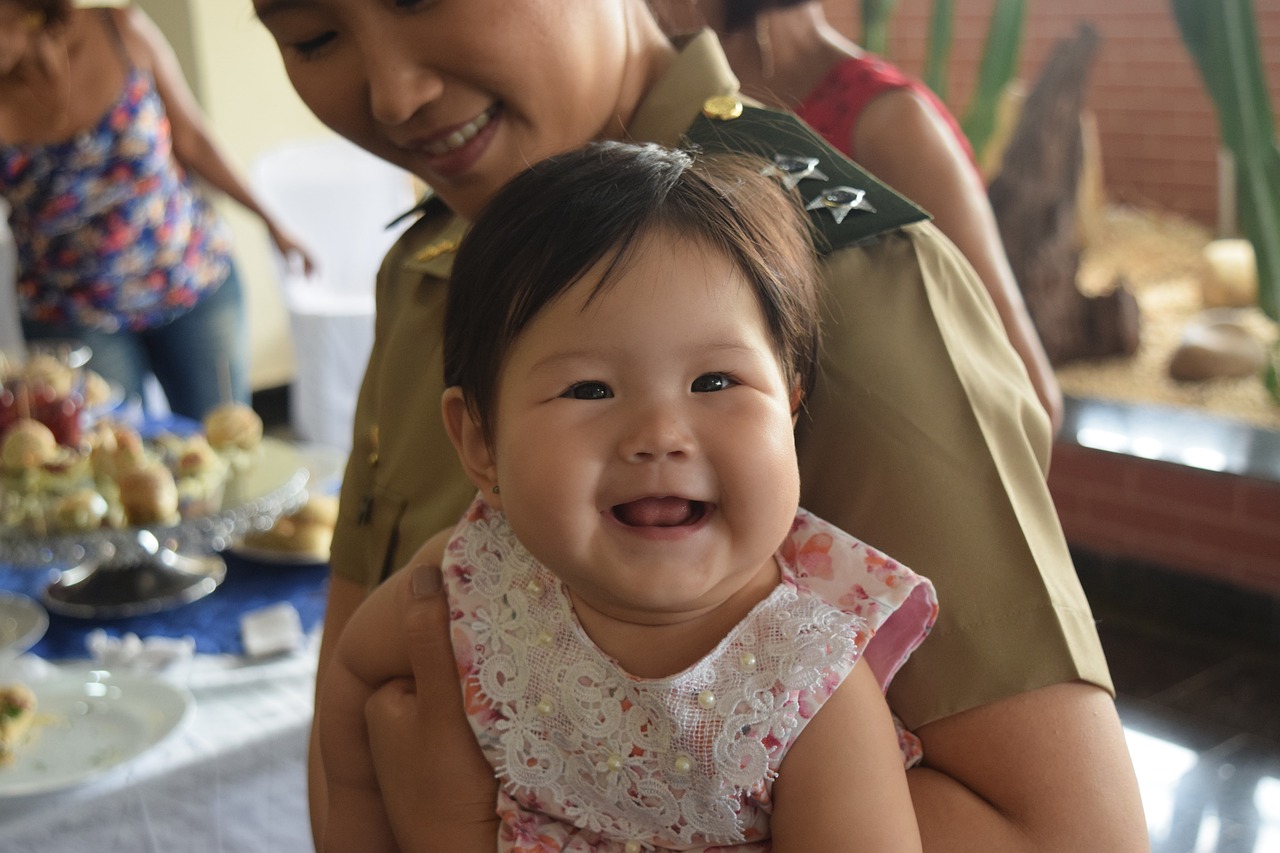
[614,497,694,527]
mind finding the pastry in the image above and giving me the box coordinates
[1,419,58,474]
[20,353,75,397]
[241,494,337,558]
[0,684,37,765]
[117,462,180,527]
[80,369,112,409]
[53,488,110,531]
[203,403,263,452]
[172,435,229,518]
[290,493,338,528]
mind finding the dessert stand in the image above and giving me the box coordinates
[0,438,309,619]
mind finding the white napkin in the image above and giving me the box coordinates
[86,629,196,672]
[240,602,305,659]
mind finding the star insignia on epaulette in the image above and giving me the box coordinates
[805,186,877,225]
[762,154,829,190]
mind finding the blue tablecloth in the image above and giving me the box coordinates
[0,550,328,659]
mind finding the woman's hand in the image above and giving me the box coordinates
[365,559,499,852]
[267,222,317,278]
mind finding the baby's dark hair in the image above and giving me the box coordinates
[443,141,822,447]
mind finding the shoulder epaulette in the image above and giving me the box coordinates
[682,96,929,254]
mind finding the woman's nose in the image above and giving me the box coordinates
[365,49,444,127]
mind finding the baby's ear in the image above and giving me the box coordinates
[441,387,501,507]
[790,385,804,426]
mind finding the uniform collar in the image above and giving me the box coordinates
[628,29,740,147]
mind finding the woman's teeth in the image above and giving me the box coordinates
[424,107,495,155]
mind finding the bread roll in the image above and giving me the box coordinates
[118,462,180,526]
[1,419,58,472]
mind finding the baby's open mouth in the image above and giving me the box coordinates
[611,497,707,528]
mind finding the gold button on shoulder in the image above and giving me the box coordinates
[368,424,380,466]
[702,94,743,121]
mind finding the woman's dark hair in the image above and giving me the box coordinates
[443,141,822,447]
[720,0,813,33]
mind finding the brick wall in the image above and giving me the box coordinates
[1048,442,1280,596]
[823,0,1280,230]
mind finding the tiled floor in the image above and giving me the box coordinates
[1079,550,1280,852]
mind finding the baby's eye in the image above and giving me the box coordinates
[562,381,612,400]
[691,373,735,393]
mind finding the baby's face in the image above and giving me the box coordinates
[487,232,800,629]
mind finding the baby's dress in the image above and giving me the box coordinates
[443,497,938,852]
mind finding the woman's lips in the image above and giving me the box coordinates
[611,497,708,528]
[412,105,501,179]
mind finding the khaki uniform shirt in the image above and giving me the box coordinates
[330,31,1112,728]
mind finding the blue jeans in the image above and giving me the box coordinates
[23,264,250,420]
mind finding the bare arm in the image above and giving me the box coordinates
[854,89,1063,436]
[308,572,366,846]
[312,528,498,851]
[364,560,501,852]
[771,662,922,853]
[908,681,1149,852]
[317,571,410,852]
[115,6,315,272]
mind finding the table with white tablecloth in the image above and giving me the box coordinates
[0,648,318,853]
[0,540,332,853]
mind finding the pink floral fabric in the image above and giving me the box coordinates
[443,497,938,852]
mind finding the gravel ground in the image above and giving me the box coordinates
[1054,205,1280,431]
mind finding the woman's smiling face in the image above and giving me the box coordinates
[253,0,667,219]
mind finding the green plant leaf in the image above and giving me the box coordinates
[924,0,954,101]
[1172,0,1280,321]
[960,0,1026,163]
[861,0,898,56]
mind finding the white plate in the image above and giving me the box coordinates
[0,593,48,656]
[0,670,193,797]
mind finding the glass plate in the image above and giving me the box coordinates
[0,669,193,797]
[0,437,309,568]
[0,593,48,656]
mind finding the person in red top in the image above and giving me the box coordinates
[657,0,1062,436]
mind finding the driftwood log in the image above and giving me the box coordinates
[988,23,1140,366]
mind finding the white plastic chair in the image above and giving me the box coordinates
[0,201,23,363]
[252,136,416,451]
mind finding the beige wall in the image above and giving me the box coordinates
[137,0,335,390]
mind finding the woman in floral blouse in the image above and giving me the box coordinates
[0,0,311,418]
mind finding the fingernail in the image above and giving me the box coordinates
[410,562,441,597]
